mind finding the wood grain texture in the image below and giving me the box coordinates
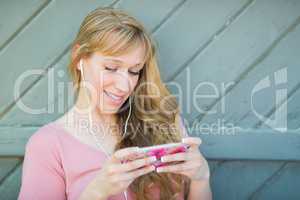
[210,160,287,200]
[200,17,300,130]
[0,162,22,200]
[0,0,50,51]
[171,0,300,123]
[0,157,20,182]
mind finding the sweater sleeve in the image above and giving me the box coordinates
[18,127,66,200]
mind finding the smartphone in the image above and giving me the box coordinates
[121,143,190,168]
[139,143,190,168]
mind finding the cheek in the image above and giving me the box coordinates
[96,73,140,93]
[129,77,140,92]
[95,73,114,90]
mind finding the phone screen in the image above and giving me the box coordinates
[140,143,190,167]
[121,143,190,168]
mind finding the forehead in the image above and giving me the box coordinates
[92,44,146,66]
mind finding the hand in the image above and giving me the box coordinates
[156,137,210,181]
[79,147,156,199]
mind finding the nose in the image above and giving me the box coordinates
[114,71,131,93]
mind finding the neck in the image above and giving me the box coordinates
[73,88,118,133]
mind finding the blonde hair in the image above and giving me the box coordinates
[69,7,191,200]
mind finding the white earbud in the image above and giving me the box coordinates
[79,59,83,72]
[79,59,85,84]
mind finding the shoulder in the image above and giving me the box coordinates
[25,122,62,159]
[21,123,66,192]
[27,123,60,146]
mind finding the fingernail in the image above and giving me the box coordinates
[150,156,157,162]
[137,148,146,154]
[156,167,163,173]
[132,147,140,151]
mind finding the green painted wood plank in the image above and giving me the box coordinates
[259,87,300,131]
[170,0,300,123]
[0,0,188,126]
[0,53,73,126]
[199,16,300,130]
[0,0,49,50]
[0,127,37,156]
[251,162,300,200]
[0,157,20,182]
[286,89,300,130]
[116,0,183,31]
[193,129,300,161]
[153,0,249,81]
[210,160,285,200]
[207,160,221,175]
[0,0,114,116]
[0,163,22,200]
[231,21,300,130]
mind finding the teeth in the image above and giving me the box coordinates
[105,91,121,101]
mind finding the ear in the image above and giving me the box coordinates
[76,59,82,71]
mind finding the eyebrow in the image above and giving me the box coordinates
[104,58,142,67]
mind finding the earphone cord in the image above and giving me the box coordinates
[88,113,129,200]
[80,60,130,200]
[88,109,130,200]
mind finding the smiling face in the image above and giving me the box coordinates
[78,44,145,114]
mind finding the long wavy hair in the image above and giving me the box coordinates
[68,7,191,200]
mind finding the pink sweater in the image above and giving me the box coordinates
[18,120,189,200]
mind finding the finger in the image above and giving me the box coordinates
[160,152,194,163]
[118,156,156,173]
[161,160,200,172]
[113,180,132,190]
[156,161,201,173]
[112,165,155,182]
[108,156,157,174]
[111,147,141,162]
[181,137,202,149]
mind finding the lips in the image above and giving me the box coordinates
[104,90,125,104]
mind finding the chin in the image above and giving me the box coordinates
[96,104,121,114]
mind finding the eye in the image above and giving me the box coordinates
[104,66,118,72]
[129,70,141,76]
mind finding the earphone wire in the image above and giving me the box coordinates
[80,60,129,200]
[123,96,132,138]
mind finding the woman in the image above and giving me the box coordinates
[18,7,212,200]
